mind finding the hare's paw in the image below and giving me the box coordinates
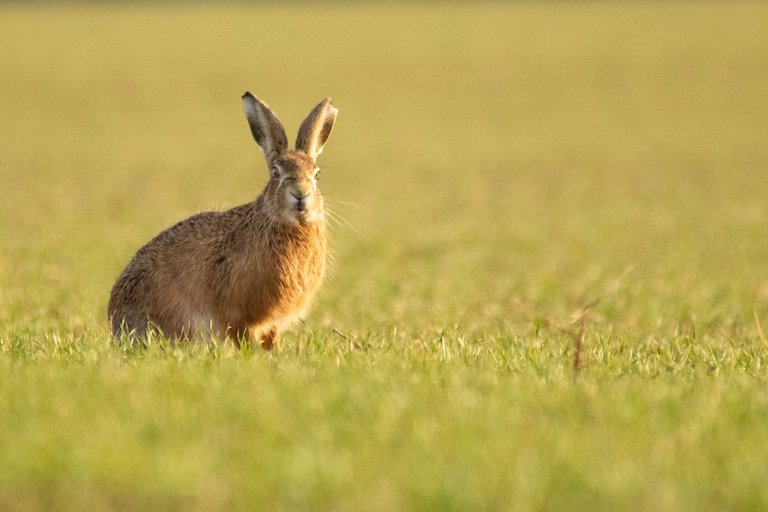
[260,327,278,351]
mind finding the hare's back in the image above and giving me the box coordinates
[133,205,252,272]
[153,208,242,247]
[109,206,252,336]
[110,206,248,307]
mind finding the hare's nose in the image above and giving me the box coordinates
[290,189,312,212]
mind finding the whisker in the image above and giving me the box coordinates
[331,199,360,209]
[325,206,358,233]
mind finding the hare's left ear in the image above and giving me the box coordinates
[295,97,338,161]
[242,92,288,165]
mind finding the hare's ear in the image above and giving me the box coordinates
[242,92,288,164]
[295,97,338,161]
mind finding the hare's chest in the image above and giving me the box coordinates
[254,229,325,311]
[274,246,325,304]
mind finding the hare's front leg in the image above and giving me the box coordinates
[246,325,277,351]
[260,327,277,351]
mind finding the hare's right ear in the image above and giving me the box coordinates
[295,97,338,161]
[242,92,288,164]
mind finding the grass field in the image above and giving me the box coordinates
[2,2,768,510]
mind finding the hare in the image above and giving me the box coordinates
[108,92,337,350]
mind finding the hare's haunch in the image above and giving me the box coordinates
[108,93,337,349]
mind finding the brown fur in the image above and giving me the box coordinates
[108,93,337,349]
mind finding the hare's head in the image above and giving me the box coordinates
[242,92,338,225]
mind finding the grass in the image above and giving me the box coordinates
[1,1,768,510]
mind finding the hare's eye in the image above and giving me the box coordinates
[271,167,280,179]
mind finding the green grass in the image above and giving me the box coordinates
[2,2,768,510]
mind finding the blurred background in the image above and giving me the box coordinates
[2,3,768,510]
[1,1,767,341]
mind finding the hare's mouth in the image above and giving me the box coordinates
[288,191,311,213]
[288,201,315,219]
[279,205,309,223]
[288,202,309,216]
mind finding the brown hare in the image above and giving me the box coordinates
[108,92,337,350]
